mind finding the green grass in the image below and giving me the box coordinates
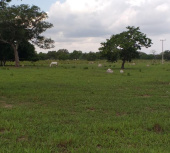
[0,60,170,152]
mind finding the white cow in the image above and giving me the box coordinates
[120,69,124,73]
[98,64,102,67]
[50,62,58,67]
[106,68,113,73]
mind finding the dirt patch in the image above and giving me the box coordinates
[3,104,13,109]
[145,107,155,112]
[86,107,95,112]
[116,112,127,116]
[17,136,28,142]
[96,144,102,149]
[0,128,6,134]
[153,124,164,133]
[141,94,151,98]
[0,99,13,109]
[161,96,169,98]
[57,139,73,152]
[0,102,13,109]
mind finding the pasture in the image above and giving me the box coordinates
[0,60,170,153]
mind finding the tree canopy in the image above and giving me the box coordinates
[0,41,38,66]
[164,50,170,61]
[99,26,152,69]
[0,4,54,66]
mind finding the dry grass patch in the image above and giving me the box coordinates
[0,100,13,109]
[140,94,151,98]
[116,112,127,116]
[153,124,164,133]
[17,136,28,142]
[0,128,6,134]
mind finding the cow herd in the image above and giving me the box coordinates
[50,62,125,74]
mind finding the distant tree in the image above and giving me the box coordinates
[151,49,157,60]
[46,51,58,60]
[99,26,152,69]
[69,50,82,60]
[87,51,97,61]
[38,52,47,60]
[138,52,154,59]
[57,49,69,60]
[81,53,88,60]
[0,4,54,67]
[95,51,103,60]
[163,50,170,60]
[138,52,147,59]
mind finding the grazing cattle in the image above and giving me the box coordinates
[50,62,58,67]
[98,64,102,67]
[120,69,124,73]
[106,68,113,73]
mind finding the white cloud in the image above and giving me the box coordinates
[126,0,146,6]
[39,0,170,53]
[156,3,169,12]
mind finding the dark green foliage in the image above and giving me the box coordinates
[0,0,11,8]
[38,52,47,60]
[0,43,13,66]
[139,52,154,59]
[69,50,82,60]
[46,51,58,60]
[45,49,70,60]
[86,51,98,61]
[57,49,69,60]
[36,50,103,61]
[99,26,152,69]
[164,50,170,60]
[0,4,54,66]
[0,41,38,65]
[18,41,38,61]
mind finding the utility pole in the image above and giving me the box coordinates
[160,39,166,64]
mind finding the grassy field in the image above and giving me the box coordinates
[0,60,170,153]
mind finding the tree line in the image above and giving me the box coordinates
[1,44,170,66]
[37,50,170,61]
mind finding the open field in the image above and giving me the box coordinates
[0,60,170,152]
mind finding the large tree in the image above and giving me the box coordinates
[0,0,12,8]
[0,43,13,66]
[18,41,38,61]
[0,41,38,66]
[0,4,54,67]
[99,26,152,69]
[0,0,22,6]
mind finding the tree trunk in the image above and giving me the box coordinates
[11,43,20,67]
[3,60,6,66]
[121,60,125,69]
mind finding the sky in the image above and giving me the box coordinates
[10,0,170,54]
